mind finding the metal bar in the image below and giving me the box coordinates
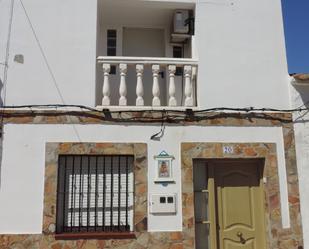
[56,156,63,233]
[118,156,121,231]
[70,156,76,231]
[103,156,106,231]
[79,156,82,232]
[194,190,209,193]
[125,156,129,230]
[95,156,98,231]
[196,221,211,224]
[110,156,114,231]
[62,156,67,231]
[87,156,90,231]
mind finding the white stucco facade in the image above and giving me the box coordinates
[0,0,290,108]
[0,0,307,247]
[0,124,289,233]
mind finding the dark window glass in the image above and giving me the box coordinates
[107,30,116,38]
[110,66,116,75]
[173,46,183,76]
[107,39,116,48]
[107,30,117,74]
[107,48,116,56]
[173,46,183,58]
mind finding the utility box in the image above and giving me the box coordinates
[150,194,177,214]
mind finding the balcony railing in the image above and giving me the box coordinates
[97,56,198,108]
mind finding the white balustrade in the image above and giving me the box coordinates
[184,65,193,107]
[119,63,127,106]
[152,64,160,106]
[168,65,177,107]
[102,64,111,106]
[136,64,144,106]
[97,56,198,108]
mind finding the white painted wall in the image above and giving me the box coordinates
[195,0,290,109]
[289,82,309,248]
[0,0,97,106]
[0,0,290,109]
[0,124,289,233]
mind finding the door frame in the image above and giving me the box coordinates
[195,158,267,249]
[180,142,291,249]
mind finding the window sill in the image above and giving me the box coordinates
[55,232,136,240]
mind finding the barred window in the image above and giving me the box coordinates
[56,155,134,234]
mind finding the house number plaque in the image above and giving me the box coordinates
[223,146,234,154]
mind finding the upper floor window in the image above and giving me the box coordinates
[107,30,117,74]
[107,29,117,56]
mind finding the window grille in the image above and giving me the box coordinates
[56,155,134,234]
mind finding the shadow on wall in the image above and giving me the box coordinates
[292,84,309,123]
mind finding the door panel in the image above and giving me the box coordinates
[214,162,266,249]
[224,239,254,249]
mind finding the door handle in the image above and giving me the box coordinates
[237,231,246,244]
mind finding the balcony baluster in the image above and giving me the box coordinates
[184,65,193,107]
[119,64,127,106]
[152,64,161,106]
[136,64,144,106]
[168,65,177,107]
[102,64,111,106]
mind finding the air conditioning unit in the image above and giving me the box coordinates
[173,10,190,34]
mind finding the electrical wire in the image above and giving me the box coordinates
[3,104,99,112]
[18,0,65,105]
[0,103,308,125]
[0,0,15,189]
[150,111,166,140]
[19,0,82,141]
[1,104,309,114]
[2,0,15,107]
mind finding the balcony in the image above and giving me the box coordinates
[97,56,198,108]
[96,0,197,109]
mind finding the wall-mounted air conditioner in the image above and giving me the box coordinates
[173,10,190,34]
[171,10,194,43]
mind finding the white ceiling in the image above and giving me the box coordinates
[100,0,195,27]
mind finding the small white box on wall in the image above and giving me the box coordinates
[150,194,177,214]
